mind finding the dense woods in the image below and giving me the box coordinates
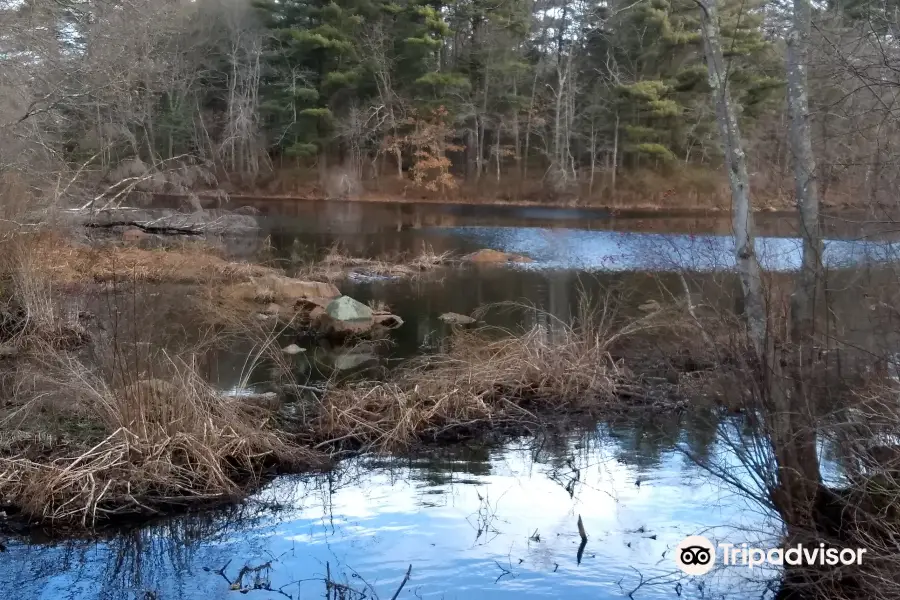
[2,0,900,204]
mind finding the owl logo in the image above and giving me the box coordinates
[675,536,716,575]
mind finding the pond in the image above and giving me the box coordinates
[3,200,892,600]
[2,418,781,600]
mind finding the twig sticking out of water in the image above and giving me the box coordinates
[576,514,588,565]
[577,538,588,565]
[389,565,412,600]
[494,560,514,583]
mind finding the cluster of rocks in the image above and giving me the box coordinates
[232,274,404,339]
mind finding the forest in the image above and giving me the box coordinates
[3,0,899,207]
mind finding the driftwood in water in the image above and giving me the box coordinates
[84,220,203,236]
[65,207,260,236]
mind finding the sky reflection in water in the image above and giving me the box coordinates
[444,226,900,272]
[3,423,781,600]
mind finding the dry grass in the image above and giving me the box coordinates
[0,236,90,350]
[310,302,679,452]
[9,248,86,346]
[0,350,325,526]
[296,243,454,281]
[21,233,273,284]
[0,235,332,527]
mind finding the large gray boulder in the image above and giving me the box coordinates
[325,296,374,322]
[314,296,402,338]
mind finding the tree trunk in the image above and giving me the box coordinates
[478,67,489,182]
[589,121,596,196]
[778,0,824,527]
[512,78,520,172]
[787,0,823,347]
[523,70,538,181]
[495,127,501,183]
[611,112,619,193]
[697,0,766,355]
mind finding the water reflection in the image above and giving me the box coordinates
[189,197,900,241]
[2,418,783,600]
[250,206,900,274]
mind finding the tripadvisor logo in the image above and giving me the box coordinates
[674,535,867,576]
[676,536,716,575]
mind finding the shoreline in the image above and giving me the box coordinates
[169,192,812,218]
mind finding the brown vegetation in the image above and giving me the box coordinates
[0,350,325,526]
[20,234,272,285]
[294,243,454,281]
[0,232,331,527]
[234,165,868,212]
[308,302,684,452]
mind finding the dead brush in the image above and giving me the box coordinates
[311,299,677,452]
[296,243,453,281]
[22,232,271,284]
[407,243,454,271]
[0,350,325,526]
[3,237,88,348]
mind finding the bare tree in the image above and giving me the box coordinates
[697,0,824,539]
[787,0,823,346]
[363,22,405,180]
[216,0,268,180]
[695,0,766,353]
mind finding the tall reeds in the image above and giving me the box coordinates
[311,298,677,451]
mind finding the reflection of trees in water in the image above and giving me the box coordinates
[606,412,721,470]
[95,505,276,600]
[0,501,296,600]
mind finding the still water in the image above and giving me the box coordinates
[3,422,780,600]
[235,200,900,273]
[4,200,891,599]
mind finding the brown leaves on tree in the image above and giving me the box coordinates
[382,106,461,193]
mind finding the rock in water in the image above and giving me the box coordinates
[373,313,404,329]
[333,352,378,371]
[240,391,280,410]
[282,344,305,355]
[439,312,476,326]
[325,296,374,322]
[315,296,403,337]
[463,249,534,264]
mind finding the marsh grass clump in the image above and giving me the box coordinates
[0,350,325,526]
[0,236,89,350]
[295,243,454,281]
[311,302,678,451]
[21,232,271,284]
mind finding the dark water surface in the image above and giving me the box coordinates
[4,200,892,599]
